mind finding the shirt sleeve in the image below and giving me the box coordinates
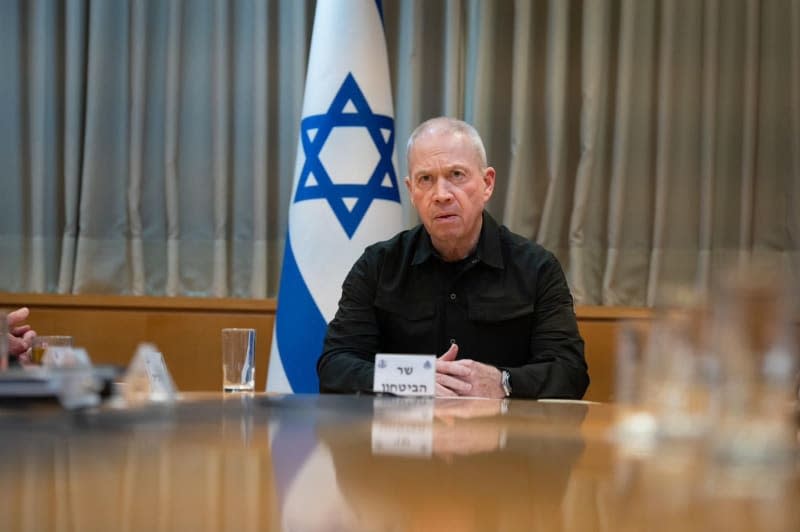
[317,251,380,393]
[506,253,589,399]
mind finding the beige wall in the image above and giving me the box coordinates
[1,293,649,401]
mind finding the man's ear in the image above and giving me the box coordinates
[404,176,414,206]
[482,167,496,200]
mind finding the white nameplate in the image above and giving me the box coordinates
[143,351,172,392]
[123,343,177,404]
[373,353,436,396]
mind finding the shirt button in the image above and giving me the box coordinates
[450,338,456,344]
[449,293,456,301]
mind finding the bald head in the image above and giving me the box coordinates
[406,117,488,170]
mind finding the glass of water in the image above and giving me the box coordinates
[221,328,256,392]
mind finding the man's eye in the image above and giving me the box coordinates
[417,175,432,184]
[452,170,465,179]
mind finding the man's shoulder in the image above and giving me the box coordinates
[496,224,556,266]
[362,225,423,260]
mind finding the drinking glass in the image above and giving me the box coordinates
[708,265,798,465]
[221,328,256,392]
[32,335,73,365]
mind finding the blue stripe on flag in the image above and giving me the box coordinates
[275,232,326,393]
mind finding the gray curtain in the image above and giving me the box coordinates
[0,0,797,305]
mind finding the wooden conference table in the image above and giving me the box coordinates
[1,393,797,531]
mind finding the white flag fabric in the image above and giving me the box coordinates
[267,0,404,392]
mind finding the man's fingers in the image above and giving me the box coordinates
[436,373,472,394]
[438,343,458,361]
[435,383,458,397]
[436,359,471,377]
[11,325,31,336]
[7,307,30,326]
[8,335,32,356]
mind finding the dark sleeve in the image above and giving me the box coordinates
[507,253,589,399]
[316,251,380,393]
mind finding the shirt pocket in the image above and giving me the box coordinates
[374,293,436,353]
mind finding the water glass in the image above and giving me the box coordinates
[707,267,798,465]
[32,335,73,364]
[221,328,256,392]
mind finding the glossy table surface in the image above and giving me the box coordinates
[1,393,798,531]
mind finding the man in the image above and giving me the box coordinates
[317,117,588,398]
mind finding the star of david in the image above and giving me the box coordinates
[294,72,401,238]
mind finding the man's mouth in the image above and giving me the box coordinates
[434,213,458,221]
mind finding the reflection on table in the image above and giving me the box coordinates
[0,394,797,531]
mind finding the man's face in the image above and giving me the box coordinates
[405,130,495,259]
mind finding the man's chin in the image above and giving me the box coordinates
[428,227,461,242]
[430,216,462,231]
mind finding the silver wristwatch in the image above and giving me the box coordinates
[501,370,512,397]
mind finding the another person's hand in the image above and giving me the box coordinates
[435,343,506,399]
[7,307,36,361]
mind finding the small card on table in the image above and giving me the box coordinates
[373,353,436,396]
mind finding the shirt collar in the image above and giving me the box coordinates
[411,211,505,269]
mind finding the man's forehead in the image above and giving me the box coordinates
[411,128,468,149]
[408,133,480,167]
[409,157,474,174]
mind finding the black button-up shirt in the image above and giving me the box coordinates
[317,212,589,399]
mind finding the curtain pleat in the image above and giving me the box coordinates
[73,0,131,294]
[442,0,463,118]
[646,0,675,306]
[250,0,269,299]
[128,0,146,296]
[28,0,63,293]
[697,0,719,294]
[505,0,534,238]
[272,0,310,291]
[567,0,611,305]
[604,0,658,306]
[56,0,86,295]
[163,0,182,297]
[211,0,230,298]
[738,0,759,263]
[537,0,569,250]
[791,0,800,280]
[1,0,798,305]
[464,0,494,137]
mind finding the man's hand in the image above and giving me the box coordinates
[7,307,36,358]
[435,343,469,396]
[435,343,506,399]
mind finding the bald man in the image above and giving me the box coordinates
[318,117,588,399]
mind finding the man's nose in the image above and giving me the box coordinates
[432,177,453,202]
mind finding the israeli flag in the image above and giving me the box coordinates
[267,0,404,393]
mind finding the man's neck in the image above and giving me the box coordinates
[431,230,482,263]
